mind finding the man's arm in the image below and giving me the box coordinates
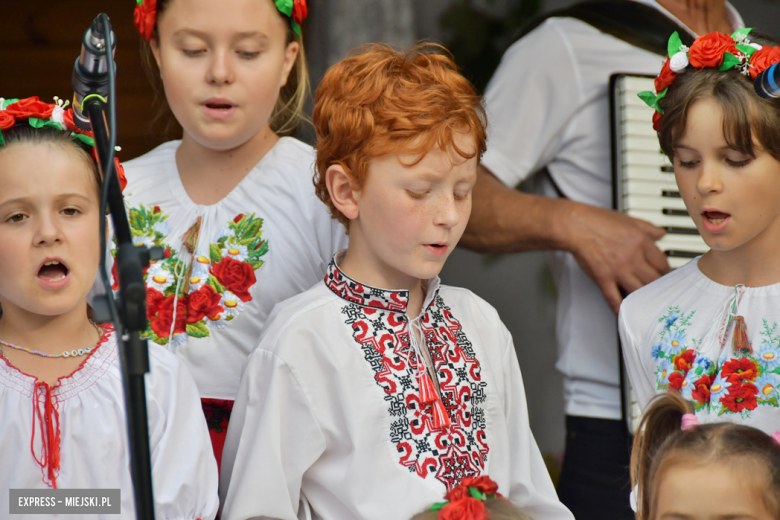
[462,165,671,313]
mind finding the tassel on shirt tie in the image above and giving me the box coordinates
[732,315,752,353]
[31,382,61,488]
[431,398,451,429]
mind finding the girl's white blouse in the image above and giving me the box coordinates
[219,260,573,520]
[0,329,219,519]
[620,258,780,435]
[122,137,348,399]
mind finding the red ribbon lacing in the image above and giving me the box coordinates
[31,382,61,488]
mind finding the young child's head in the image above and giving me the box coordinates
[631,393,780,520]
[0,99,102,321]
[135,0,308,145]
[409,476,533,520]
[313,43,486,283]
[644,31,780,254]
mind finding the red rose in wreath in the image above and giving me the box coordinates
[691,374,713,404]
[0,111,15,130]
[461,476,499,496]
[211,257,256,302]
[439,498,486,520]
[750,45,780,79]
[292,0,308,25]
[444,484,470,502]
[5,96,55,120]
[150,293,188,338]
[720,381,758,413]
[655,58,676,92]
[134,0,158,42]
[186,284,224,323]
[721,357,758,383]
[688,32,738,68]
[652,111,663,132]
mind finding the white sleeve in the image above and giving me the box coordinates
[618,305,656,410]
[481,19,583,187]
[499,323,575,520]
[144,347,220,520]
[220,348,326,520]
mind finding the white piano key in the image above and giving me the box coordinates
[622,194,688,212]
[624,150,671,168]
[656,236,708,253]
[621,121,659,139]
[621,180,679,196]
[621,134,661,151]
[624,209,701,229]
[617,164,674,182]
[621,76,656,92]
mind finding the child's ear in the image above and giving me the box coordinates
[326,164,360,221]
[150,37,162,69]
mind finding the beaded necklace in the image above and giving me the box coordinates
[0,322,104,359]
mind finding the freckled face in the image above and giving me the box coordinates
[654,462,774,520]
[673,97,780,254]
[0,143,100,318]
[153,0,299,150]
[348,133,478,287]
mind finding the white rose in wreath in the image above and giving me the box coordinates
[670,51,689,73]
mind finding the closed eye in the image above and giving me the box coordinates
[726,158,751,168]
[182,49,205,57]
[237,51,260,59]
[407,190,428,199]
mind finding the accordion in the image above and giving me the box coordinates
[610,74,708,433]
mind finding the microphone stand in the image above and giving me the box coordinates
[81,13,156,520]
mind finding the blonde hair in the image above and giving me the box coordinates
[140,0,309,137]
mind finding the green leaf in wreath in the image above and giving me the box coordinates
[731,28,752,40]
[210,243,223,264]
[667,31,683,58]
[736,44,757,57]
[186,321,211,338]
[720,53,742,71]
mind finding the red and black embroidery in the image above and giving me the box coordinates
[326,260,489,490]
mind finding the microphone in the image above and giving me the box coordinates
[71,15,117,131]
[755,63,780,100]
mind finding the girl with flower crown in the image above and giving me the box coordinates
[0,97,218,519]
[620,29,780,436]
[127,0,348,467]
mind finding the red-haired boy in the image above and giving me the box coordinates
[219,44,573,520]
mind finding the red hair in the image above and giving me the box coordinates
[312,43,487,227]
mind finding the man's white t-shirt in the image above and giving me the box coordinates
[481,1,743,419]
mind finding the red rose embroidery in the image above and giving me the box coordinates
[750,45,780,79]
[186,284,224,323]
[134,0,158,42]
[721,358,758,383]
[233,213,244,223]
[150,293,188,338]
[211,257,256,302]
[0,111,15,130]
[691,374,713,404]
[655,58,676,92]
[146,287,166,321]
[720,381,758,412]
[688,32,738,68]
[652,111,663,132]
[461,476,499,495]
[439,498,486,520]
[292,0,308,25]
[669,371,685,391]
[5,97,55,119]
[674,349,696,374]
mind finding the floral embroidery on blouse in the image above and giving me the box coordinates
[113,205,268,346]
[652,306,780,417]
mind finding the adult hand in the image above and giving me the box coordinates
[567,204,670,314]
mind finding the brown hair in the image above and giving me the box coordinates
[140,0,309,136]
[658,67,780,161]
[631,392,780,519]
[312,42,487,228]
[409,498,534,520]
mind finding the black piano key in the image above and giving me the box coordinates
[660,165,674,173]
[664,226,699,235]
[662,208,690,217]
[662,190,681,198]
[665,250,700,259]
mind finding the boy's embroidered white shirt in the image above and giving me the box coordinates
[620,257,780,434]
[122,137,348,399]
[219,257,573,520]
[0,329,219,520]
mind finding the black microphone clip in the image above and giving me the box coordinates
[71,16,117,132]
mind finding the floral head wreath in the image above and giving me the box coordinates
[0,96,127,191]
[429,476,501,520]
[134,0,308,41]
[639,29,780,131]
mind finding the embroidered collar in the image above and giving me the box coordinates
[324,253,440,314]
